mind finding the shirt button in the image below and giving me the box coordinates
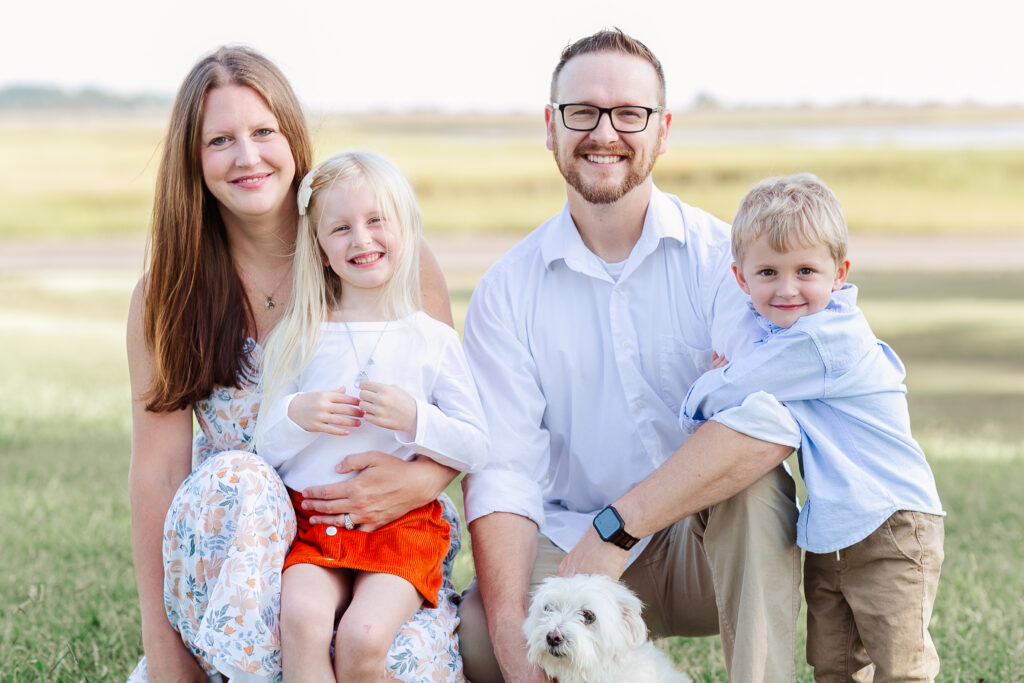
[635,400,645,409]
[325,526,338,536]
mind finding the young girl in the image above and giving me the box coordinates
[253,150,489,682]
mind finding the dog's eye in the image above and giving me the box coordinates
[580,609,596,625]
[543,603,554,613]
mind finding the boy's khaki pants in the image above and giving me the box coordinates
[805,510,945,683]
[458,465,801,682]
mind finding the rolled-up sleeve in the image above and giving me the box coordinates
[711,391,801,449]
[461,272,550,527]
[681,327,828,450]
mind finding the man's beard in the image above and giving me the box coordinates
[554,140,658,205]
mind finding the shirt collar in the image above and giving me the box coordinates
[750,283,860,334]
[540,186,686,273]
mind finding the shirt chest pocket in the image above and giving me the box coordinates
[654,335,712,416]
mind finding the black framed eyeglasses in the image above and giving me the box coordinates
[551,103,664,133]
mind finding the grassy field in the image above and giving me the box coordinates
[2,110,1023,680]
[2,266,1022,681]
[2,108,1024,240]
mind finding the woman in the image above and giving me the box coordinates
[126,46,464,682]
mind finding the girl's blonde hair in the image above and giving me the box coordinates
[731,172,848,266]
[256,150,422,441]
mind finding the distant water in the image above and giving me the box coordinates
[671,120,1024,149]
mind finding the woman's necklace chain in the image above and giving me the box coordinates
[342,320,390,387]
[236,262,292,310]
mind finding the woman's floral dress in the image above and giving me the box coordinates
[128,341,466,682]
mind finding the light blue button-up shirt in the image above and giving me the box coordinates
[463,187,800,562]
[681,285,944,553]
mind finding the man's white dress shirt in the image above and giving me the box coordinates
[462,188,800,562]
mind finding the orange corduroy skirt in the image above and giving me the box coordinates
[284,489,450,607]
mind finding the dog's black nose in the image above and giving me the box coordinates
[546,630,564,647]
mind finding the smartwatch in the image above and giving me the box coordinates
[593,505,639,550]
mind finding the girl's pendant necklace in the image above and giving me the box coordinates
[343,320,390,387]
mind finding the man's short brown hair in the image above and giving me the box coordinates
[550,28,666,105]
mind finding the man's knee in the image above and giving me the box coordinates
[713,464,798,535]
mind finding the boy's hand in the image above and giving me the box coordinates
[356,381,418,434]
[711,351,729,370]
[288,387,364,435]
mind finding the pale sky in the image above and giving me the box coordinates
[3,0,1021,112]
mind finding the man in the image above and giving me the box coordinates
[457,29,802,682]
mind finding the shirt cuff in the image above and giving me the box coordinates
[462,469,546,528]
[710,390,801,448]
[255,393,313,467]
[678,412,703,437]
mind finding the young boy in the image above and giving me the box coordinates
[680,173,945,681]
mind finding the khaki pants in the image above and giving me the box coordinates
[458,465,801,682]
[804,510,945,683]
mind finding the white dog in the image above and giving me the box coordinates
[523,574,691,683]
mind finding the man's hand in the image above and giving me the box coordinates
[356,381,417,434]
[710,350,729,370]
[490,626,553,683]
[556,525,629,579]
[287,387,363,435]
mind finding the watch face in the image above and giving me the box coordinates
[594,507,621,539]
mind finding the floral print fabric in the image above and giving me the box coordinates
[128,342,466,682]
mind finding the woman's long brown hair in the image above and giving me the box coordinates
[143,46,312,412]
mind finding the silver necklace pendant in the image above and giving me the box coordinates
[264,296,275,310]
[343,320,389,389]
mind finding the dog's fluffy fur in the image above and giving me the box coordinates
[523,574,691,683]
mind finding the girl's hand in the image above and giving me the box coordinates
[355,381,417,434]
[288,387,364,435]
[711,351,729,370]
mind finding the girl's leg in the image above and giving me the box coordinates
[334,573,424,683]
[281,564,352,682]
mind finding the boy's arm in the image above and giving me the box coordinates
[682,328,828,426]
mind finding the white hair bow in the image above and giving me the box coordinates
[297,168,316,216]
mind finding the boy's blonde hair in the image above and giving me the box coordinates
[256,150,422,444]
[731,173,848,266]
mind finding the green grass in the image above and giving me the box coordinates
[1,265,1023,681]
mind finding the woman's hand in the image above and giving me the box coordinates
[144,638,208,683]
[288,387,364,435]
[301,453,457,531]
